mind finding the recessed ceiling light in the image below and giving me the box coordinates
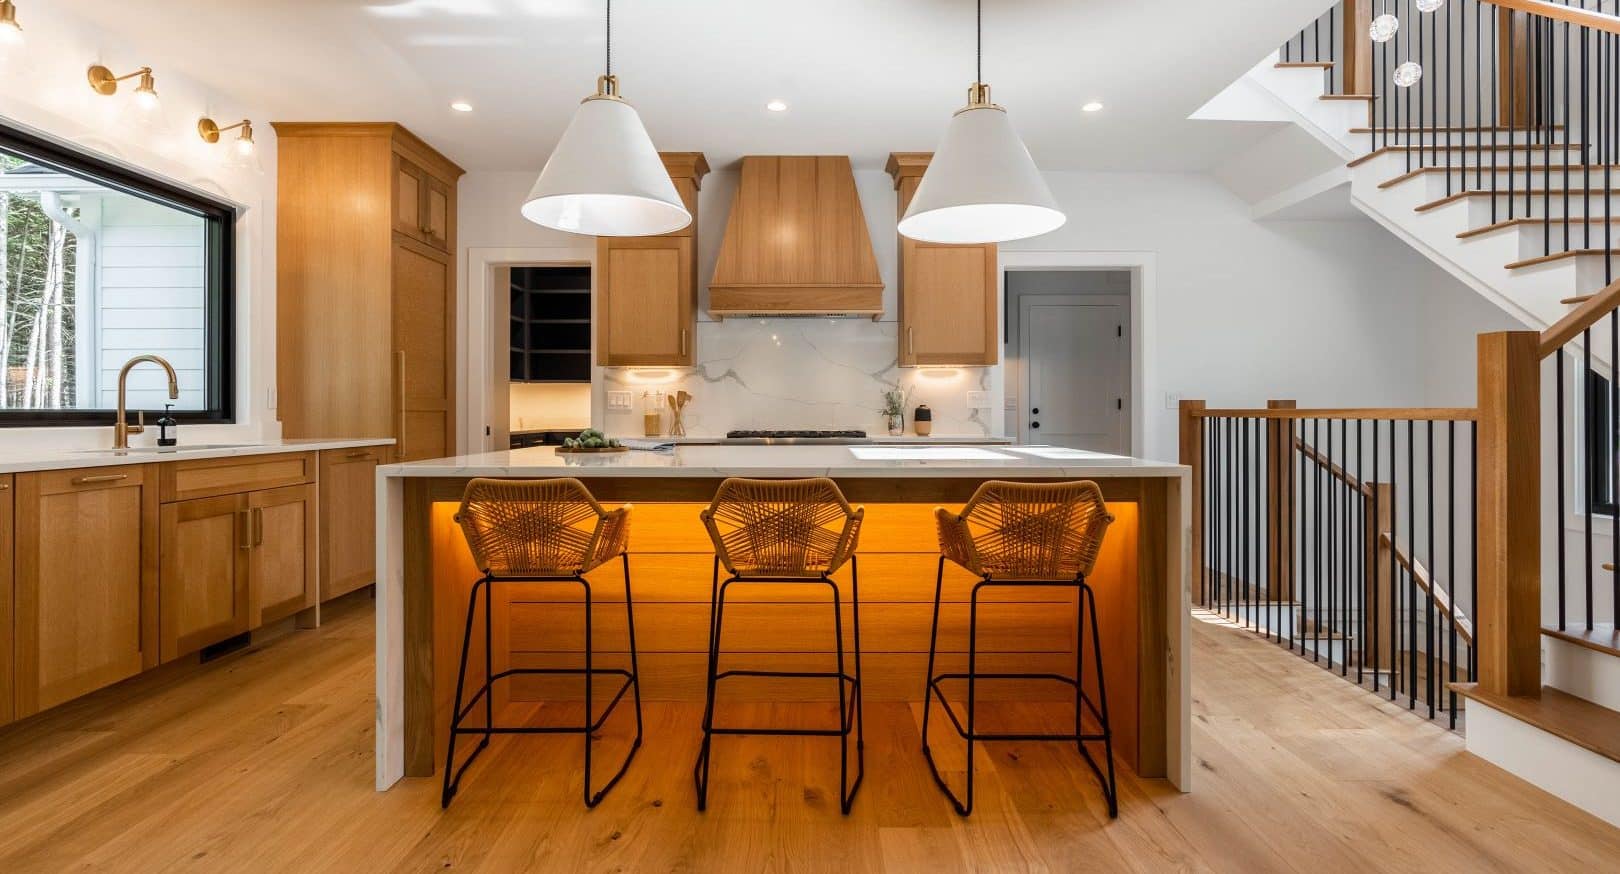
[450,101,473,112]
[1081,101,1104,113]
[766,99,788,112]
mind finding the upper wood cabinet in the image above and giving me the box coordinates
[319,447,385,602]
[13,465,159,717]
[886,153,1000,367]
[596,153,707,367]
[0,474,13,728]
[274,122,463,461]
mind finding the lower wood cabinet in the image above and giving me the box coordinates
[13,465,160,718]
[320,447,384,601]
[160,493,252,662]
[157,470,317,662]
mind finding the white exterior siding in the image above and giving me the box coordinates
[94,196,207,410]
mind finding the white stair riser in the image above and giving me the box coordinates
[1348,130,1567,151]
[1464,195,1620,222]
[1459,223,1620,260]
[1467,701,1620,829]
[1544,635,1620,712]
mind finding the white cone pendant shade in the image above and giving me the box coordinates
[898,88,1065,244]
[522,79,691,237]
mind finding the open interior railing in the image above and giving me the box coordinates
[1284,0,1619,279]
[1183,404,1478,726]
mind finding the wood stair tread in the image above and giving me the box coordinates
[1351,125,1566,134]
[1457,216,1620,239]
[1451,683,1620,764]
[1276,61,1334,69]
[1543,623,1620,659]
[1505,248,1614,270]
[1320,93,1374,101]
[1352,142,1590,170]
[1415,187,1620,212]
[1381,164,1620,190]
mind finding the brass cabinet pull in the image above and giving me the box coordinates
[0,482,9,490]
[680,329,688,358]
[395,350,407,461]
[73,473,128,485]
[345,450,371,459]
[239,509,252,549]
[253,507,264,547]
[907,326,915,356]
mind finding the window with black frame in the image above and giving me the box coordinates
[0,125,234,426]
[1588,368,1618,518]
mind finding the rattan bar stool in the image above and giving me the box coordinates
[440,477,642,809]
[922,479,1118,818]
[693,477,866,814]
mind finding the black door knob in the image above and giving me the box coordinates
[1031,422,1040,429]
[1032,407,1040,415]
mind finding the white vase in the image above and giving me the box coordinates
[887,415,902,436]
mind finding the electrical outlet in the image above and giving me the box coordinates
[965,391,990,409]
[607,391,633,411]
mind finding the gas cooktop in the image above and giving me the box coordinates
[724,429,870,445]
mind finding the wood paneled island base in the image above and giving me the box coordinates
[374,446,1191,796]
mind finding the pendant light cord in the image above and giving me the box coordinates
[605,0,612,77]
[976,0,982,83]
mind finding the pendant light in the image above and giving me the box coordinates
[898,0,1063,244]
[522,0,689,236]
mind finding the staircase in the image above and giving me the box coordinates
[1186,3,1620,830]
[1200,0,1620,360]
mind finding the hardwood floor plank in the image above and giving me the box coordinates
[0,594,1615,873]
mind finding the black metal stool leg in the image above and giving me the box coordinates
[623,552,645,748]
[441,576,488,809]
[695,573,733,811]
[848,555,865,812]
[581,575,596,807]
[1082,580,1119,818]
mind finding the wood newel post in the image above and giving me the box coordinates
[1476,331,1541,699]
[1367,483,1394,674]
[1342,0,1373,95]
[1179,400,1206,606]
[1265,400,1296,602]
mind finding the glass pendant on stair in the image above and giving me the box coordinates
[1394,61,1424,88]
[1415,0,1445,12]
[1369,13,1399,43]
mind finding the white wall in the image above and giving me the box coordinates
[0,4,276,448]
[458,166,1448,459]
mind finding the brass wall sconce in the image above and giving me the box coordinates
[87,64,160,109]
[198,117,255,155]
[0,1,23,42]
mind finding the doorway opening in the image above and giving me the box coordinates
[492,262,594,450]
[1004,270,1133,452]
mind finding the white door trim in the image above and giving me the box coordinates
[1018,293,1130,450]
[999,251,1156,459]
[462,245,594,454]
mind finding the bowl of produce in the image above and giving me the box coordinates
[555,429,627,453]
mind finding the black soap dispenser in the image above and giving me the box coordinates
[157,404,178,447]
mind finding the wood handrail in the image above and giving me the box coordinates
[1540,279,1620,359]
[1380,532,1476,647]
[1294,435,1374,497]
[1481,0,1620,35]
[1192,407,1478,421]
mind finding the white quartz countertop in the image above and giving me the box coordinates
[0,438,395,475]
[606,434,1015,445]
[379,444,1185,479]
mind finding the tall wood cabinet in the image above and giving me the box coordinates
[12,465,160,717]
[885,153,1000,366]
[596,153,707,367]
[273,122,463,461]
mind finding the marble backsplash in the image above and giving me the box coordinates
[598,319,1003,438]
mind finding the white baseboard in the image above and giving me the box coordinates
[1465,700,1620,828]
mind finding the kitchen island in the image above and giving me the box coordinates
[374,444,1191,793]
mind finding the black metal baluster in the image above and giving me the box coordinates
[1342,418,1352,678]
[1493,2,1500,224]
[1613,311,1619,623]
[1408,418,1417,711]
[1372,418,1382,693]
[1328,418,1337,669]
[1587,329,1596,631]
[1448,420,1459,729]
[1426,420,1436,719]
[1357,419,1366,684]
[1470,420,1479,686]
[1315,419,1324,662]
[1558,348,1568,631]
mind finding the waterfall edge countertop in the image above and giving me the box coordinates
[378,443,1185,480]
[373,444,1192,800]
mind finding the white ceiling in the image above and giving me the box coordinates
[57,0,1332,173]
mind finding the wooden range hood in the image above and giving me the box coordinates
[709,156,884,319]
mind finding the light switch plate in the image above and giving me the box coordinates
[607,391,633,411]
[1164,392,1180,410]
[966,391,990,409]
